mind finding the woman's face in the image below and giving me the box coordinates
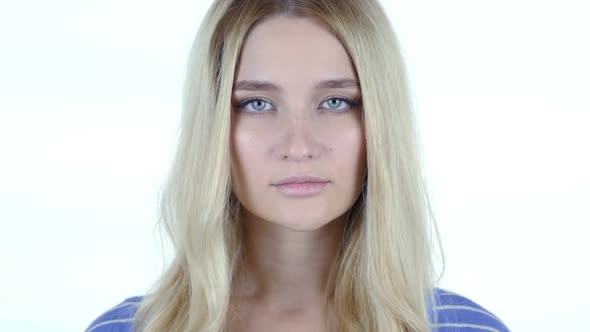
[230,15,366,231]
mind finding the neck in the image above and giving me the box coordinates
[232,209,345,312]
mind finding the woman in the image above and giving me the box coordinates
[86,0,510,331]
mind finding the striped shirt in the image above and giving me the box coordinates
[85,288,510,332]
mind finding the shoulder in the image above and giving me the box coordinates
[85,296,144,332]
[428,288,511,332]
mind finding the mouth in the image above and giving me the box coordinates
[272,175,330,185]
[271,175,330,197]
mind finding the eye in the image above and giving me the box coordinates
[319,97,360,113]
[233,96,361,116]
[235,98,274,115]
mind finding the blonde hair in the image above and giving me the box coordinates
[134,0,443,331]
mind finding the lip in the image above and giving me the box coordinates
[273,175,330,186]
[272,176,330,197]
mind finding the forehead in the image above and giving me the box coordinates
[235,15,357,83]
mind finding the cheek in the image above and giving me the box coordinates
[328,126,366,200]
[230,124,269,193]
[322,119,366,168]
[339,133,366,183]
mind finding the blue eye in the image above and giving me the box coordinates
[233,97,361,116]
[320,98,351,111]
[237,98,274,114]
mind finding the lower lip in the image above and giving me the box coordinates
[273,182,329,197]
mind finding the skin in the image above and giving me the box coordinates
[228,14,366,331]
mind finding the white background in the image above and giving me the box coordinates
[1,0,588,331]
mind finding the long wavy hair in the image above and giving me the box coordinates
[133,0,444,331]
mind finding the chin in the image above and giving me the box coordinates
[240,202,346,232]
[269,213,337,232]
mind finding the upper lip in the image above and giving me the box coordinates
[272,175,330,185]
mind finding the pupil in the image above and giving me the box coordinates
[254,100,264,110]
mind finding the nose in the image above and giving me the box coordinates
[273,115,324,162]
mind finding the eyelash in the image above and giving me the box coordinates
[232,97,362,117]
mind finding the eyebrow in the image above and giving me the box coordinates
[233,78,360,92]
